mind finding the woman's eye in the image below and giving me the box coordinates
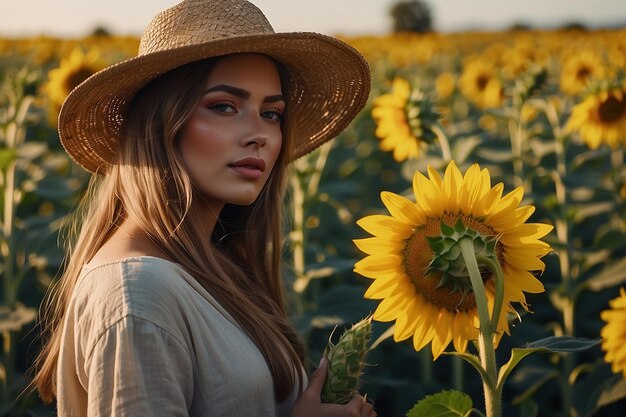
[209,102,236,113]
[262,109,284,121]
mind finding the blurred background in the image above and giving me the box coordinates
[1,1,626,416]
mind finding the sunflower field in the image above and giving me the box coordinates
[1,27,626,417]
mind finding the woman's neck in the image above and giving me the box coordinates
[85,219,172,267]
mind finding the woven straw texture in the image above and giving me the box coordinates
[58,0,371,173]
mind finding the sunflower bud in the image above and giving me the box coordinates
[322,316,372,404]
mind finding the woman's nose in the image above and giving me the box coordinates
[241,114,270,148]
[243,134,267,149]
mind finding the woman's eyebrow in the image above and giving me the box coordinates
[204,84,284,103]
[205,84,249,98]
[263,94,284,103]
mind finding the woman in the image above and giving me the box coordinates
[33,0,372,416]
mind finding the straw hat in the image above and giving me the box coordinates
[58,0,371,173]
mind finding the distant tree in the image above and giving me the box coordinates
[508,22,533,31]
[390,0,433,33]
[90,26,112,37]
[560,21,588,31]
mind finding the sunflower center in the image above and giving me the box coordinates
[403,213,500,312]
[476,75,490,91]
[576,66,592,82]
[598,94,626,123]
[65,67,96,92]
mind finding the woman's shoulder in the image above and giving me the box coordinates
[71,257,193,333]
[81,255,183,282]
[64,257,198,373]
[79,255,189,299]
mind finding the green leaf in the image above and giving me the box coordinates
[573,361,626,417]
[594,230,626,251]
[589,375,626,416]
[573,201,616,222]
[444,351,490,385]
[475,147,514,163]
[583,258,626,291]
[0,148,17,169]
[525,336,601,352]
[0,303,37,332]
[570,147,611,170]
[406,390,473,417]
[16,142,47,160]
[497,348,541,391]
[497,337,601,391]
[451,136,481,163]
[483,107,515,120]
[518,398,539,417]
[511,368,558,404]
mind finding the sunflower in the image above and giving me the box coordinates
[435,72,456,101]
[353,161,552,359]
[559,50,606,96]
[566,84,626,149]
[43,47,105,124]
[601,288,626,378]
[501,47,532,80]
[371,77,440,162]
[458,58,504,109]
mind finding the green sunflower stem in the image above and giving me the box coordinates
[507,117,525,189]
[477,255,505,332]
[459,238,501,417]
[420,346,434,389]
[555,134,576,417]
[290,170,306,314]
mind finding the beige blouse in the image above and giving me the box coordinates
[57,256,301,417]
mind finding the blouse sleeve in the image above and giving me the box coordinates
[84,315,194,417]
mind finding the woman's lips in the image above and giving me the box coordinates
[229,157,265,179]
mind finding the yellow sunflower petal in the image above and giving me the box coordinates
[411,305,438,350]
[413,170,445,216]
[374,293,409,321]
[354,254,403,278]
[391,77,411,98]
[381,191,426,226]
[485,186,524,226]
[601,288,626,378]
[354,236,405,255]
[357,215,414,239]
[393,298,421,341]
[442,160,463,211]
[503,250,547,272]
[431,311,454,359]
[363,272,408,299]
[505,266,545,293]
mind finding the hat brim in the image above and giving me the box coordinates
[58,32,371,173]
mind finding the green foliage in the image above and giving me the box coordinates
[406,390,473,417]
[0,60,85,416]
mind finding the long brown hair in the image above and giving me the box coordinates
[34,55,305,402]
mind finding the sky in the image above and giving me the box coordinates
[0,0,624,38]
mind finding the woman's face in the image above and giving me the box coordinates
[179,53,284,210]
